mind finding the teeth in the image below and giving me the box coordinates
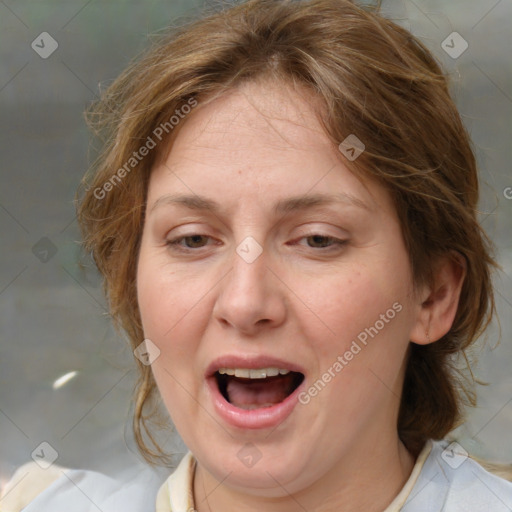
[218,367,291,379]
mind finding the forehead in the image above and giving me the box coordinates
[176,80,329,157]
[147,79,389,216]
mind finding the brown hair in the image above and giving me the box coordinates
[77,0,498,464]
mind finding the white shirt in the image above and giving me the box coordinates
[2,439,512,511]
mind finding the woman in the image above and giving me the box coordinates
[2,0,511,510]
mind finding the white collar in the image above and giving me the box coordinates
[156,451,196,511]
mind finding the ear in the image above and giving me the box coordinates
[409,251,467,345]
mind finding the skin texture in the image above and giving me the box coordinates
[136,79,465,512]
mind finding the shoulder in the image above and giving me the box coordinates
[0,461,66,511]
[0,460,170,512]
[403,439,512,512]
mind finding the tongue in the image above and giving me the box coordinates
[226,375,293,410]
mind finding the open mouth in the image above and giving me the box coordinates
[214,368,305,410]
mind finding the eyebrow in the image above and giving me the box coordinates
[150,191,371,216]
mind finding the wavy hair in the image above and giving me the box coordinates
[77,0,497,464]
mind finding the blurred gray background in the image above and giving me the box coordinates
[1,0,511,491]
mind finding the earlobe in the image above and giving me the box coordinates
[410,252,467,345]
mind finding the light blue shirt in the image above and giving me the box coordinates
[4,439,512,511]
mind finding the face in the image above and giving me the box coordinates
[137,79,422,496]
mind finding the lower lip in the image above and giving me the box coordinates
[206,376,305,430]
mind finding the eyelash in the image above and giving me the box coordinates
[165,233,347,253]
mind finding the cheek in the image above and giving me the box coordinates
[299,261,414,404]
[138,249,190,332]
[136,253,201,364]
[137,256,205,421]
[300,268,402,350]
[304,271,410,419]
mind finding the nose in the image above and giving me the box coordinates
[212,240,286,336]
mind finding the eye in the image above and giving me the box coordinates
[165,233,347,254]
[297,233,347,250]
[166,234,214,252]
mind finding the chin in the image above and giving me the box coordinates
[191,434,312,493]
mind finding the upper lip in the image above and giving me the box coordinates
[205,354,306,378]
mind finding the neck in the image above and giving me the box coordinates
[192,435,416,512]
